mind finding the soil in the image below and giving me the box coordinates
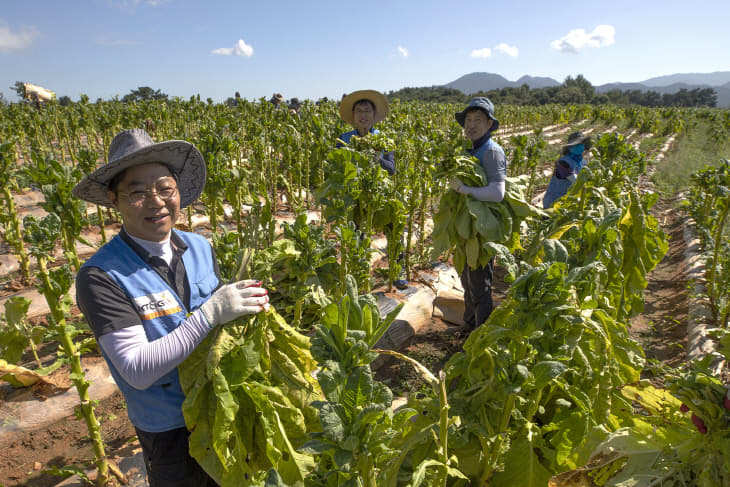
[0,195,690,487]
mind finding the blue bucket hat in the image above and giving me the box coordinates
[455,97,500,132]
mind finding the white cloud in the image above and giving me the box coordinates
[397,45,408,57]
[470,47,492,59]
[0,22,39,52]
[551,25,615,53]
[494,43,519,57]
[212,39,254,57]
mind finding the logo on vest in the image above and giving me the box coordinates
[133,290,182,321]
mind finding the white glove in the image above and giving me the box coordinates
[567,174,577,183]
[199,279,269,327]
[449,177,463,192]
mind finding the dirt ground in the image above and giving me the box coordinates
[0,196,689,487]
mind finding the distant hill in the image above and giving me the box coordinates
[639,71,730,87]
[442,71,730,107]
[444,72,560,94]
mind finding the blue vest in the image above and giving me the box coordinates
[83,230,219,432]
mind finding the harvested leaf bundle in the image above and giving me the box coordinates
[178,309,321,486]
[432,157,544,272]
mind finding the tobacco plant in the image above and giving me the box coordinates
[22,151,92,272]
[0,139,32,283]
[23,213,114,485]
[684,160,730,328]
[432,154,545,273]
[179,309,321,486]
[302,276,407,487]
[250,213,340,328]
[0,296,46,368]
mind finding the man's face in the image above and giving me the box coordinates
[109,163,181,242]
[464,109,493,142]
[353,101,376,133]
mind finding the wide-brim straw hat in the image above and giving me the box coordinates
[563,131,592,149]
[455,97,500,132]
[72,128,206,209]
[339,90,389,126]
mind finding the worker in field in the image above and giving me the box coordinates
[335,89,408,289]
[542,131,592,209]
[336,89,395,175]
[449,97,507,330]
[269,92,284,108]
[288,97,302,115]
[72,129,269,487]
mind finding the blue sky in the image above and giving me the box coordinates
[1,0,729,102]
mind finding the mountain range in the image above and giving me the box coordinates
[443,72,730,108]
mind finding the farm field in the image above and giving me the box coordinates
[1,99,729,486]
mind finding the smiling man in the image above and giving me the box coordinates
[336,89,395,175]
[336,89,409,288]
[451,97,507,330]
[72,129,269,486]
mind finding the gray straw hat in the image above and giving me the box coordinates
[455,97,500,132]
[72,128,206,208]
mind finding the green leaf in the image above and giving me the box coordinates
[340,366,373,415]
[491,436,553,487]
[532,361,568,390]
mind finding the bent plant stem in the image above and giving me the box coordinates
[37,256,112,486]
[480,392,516,485]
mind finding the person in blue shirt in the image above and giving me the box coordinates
[542,131,592,209]
[450,97,507,330]
[73,129,270,487]
[336,90,407,289]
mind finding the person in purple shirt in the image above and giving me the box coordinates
[542,131,592,209]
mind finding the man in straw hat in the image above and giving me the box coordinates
[73,128,269,486]
[542,131,592,209]
[450,97,507,330]
[337,89,395,175]
[336,89,408,288]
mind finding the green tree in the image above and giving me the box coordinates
[12,81,26,100]
[121,86,168,103]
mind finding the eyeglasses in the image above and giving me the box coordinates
[118,186,178,204]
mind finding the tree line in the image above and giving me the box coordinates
[5,77,717,109]
[387,75,718,108]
